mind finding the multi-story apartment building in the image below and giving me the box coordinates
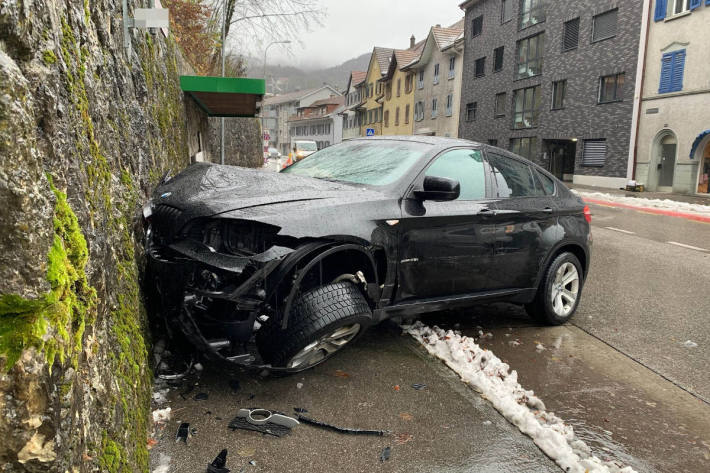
[288,96,345,150]
[459,0,644,188]
[633,0,710,194]
[358,47,394,137]
[406,21,465,138]
[263,85,341,155]
[341,71,367,140]
[381,37,424,136]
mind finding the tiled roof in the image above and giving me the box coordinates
[432,19,465,50]
[263,85,338,106]
[350,71,367,86]
[374,47,395,75]
[310,96,345,107]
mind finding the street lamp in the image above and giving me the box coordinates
[262,40,291,166]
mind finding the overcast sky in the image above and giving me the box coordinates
[256,0,464,70]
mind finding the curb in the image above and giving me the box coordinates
[583,198,710,224]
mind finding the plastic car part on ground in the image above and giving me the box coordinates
[296,414,390,436]
[206,449,230,473]
[380,446,391,462]
[228,409,300,437]
[176,423,190,443]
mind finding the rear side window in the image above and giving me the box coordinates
[534,169,556,195]
[425,149,486,200]
[487,154,539,198]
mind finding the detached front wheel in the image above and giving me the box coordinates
[526,252,584,325]
[256,282,372,372]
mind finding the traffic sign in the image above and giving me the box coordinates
[263,132,271,141]
[366,128,375,136]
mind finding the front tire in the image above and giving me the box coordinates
[526,252,583,325]
[256,282,372,371]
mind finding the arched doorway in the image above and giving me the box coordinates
[650,130,678,191]
[697,139,710,194]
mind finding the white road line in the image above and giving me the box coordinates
[604,226,636,235]
[667,241,709,252]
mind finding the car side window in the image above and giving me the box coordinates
[534,169,556,195]
[487,153,540,198]
[425,149,486,200]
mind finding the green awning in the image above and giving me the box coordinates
[180,76,266,117]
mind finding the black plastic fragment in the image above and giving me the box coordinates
[297,415,389,436]
[228,414,293,437]
[293,407,308,413]
[194,392,209,401]
[380,446,391,462]
[176,423,190,443]
[180,384,195,399]
[412,383,427,391]
[206,449,230,473]
[229,379,241,393]
[248,393,255,400]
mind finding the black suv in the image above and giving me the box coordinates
[144,137,592,372]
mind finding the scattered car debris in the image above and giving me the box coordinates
[682,340,698,348]
[393,433,413,445]
[508,339,521,347]
[411,383,427,391]
[206,449,229,473]
[152,389,169,405]
[293,407,309,413]
[297,414,389,436]
[180,384,195,400]
[380,446,391,462]
[152,407,172,423]
[228,409,299,437]
[399,412,413,421]
[194,392,209,401]
[237,447,256,457]
[334,370,350,378]
[249,460,256,466]
[248,394,255,400]
[535,343,546,352]
[194,362,204,372]
[176,423,190,443]
[296,383,303,389]
[393,385,400,391]
[159,359,194,380]
[229,379,241,393]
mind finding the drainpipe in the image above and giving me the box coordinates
[627,0,652,181]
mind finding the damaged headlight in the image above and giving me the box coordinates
[182,219,281,256]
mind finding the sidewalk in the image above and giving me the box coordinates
[568,183,710,207]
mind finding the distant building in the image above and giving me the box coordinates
[341,71,367,140]
[459,0,644,188]
[405,21,464,138]
[263,85,341,155]
[358,47,394,137]
[634,1,710,194]
[288,96,346,150]
[381,36,425,136]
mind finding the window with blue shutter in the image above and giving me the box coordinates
[654,0,667,21]
[689,0,701,9]
[659,49,686,94]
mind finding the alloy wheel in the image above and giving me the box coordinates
[286,323,361,369]
[550,262,579,317]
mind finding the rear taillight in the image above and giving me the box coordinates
[583,205,592,223]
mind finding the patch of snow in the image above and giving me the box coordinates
[152,407,171,424]
[536,343,546,352]
[296,382,303,389]
[404,322,637,473]
[508,340,521,347]
[482,420,492,426]
[552,335,564,350]
[153,453,171,473]
[576,191,710,217]
[152,389,169,405]
[682,340,698,348]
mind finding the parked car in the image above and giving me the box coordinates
[267,147,281,159]
[144,137,591,372]
[282,140,317,169]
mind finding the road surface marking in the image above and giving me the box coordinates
[667,241,709,252]
[604,226,636,235]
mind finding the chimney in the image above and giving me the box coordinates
[410,35,415,48]
[435,24,441,28]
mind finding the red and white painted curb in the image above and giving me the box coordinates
[582,197,710,224]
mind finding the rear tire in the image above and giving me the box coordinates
[256,282,372,371]
[525,252,583,325]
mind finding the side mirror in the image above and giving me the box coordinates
[414,176,460,201]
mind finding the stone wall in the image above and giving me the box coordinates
[207,117,263,167]
[0,0,207,471]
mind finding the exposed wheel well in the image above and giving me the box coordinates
[551,244,588,278]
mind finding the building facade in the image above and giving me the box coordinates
[358,47,394,137]
[263,85,341,155]
[288,96,345,150]
[381,37,424,136]
[341,71,367,140]
[407,21,465,138]
[634,0,710,194]
[459,0,644,188]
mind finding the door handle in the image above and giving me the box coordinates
[479,207,498,216]
[542,207,554,213]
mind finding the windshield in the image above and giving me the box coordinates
[282,140,430,185]
[296,142,317,151]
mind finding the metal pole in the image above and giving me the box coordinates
[220,0,227,165]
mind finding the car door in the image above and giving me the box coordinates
[396,148,498,302]
[486,151,560,291]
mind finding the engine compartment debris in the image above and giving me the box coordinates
[296,414,390,436]
[228,409,300,437]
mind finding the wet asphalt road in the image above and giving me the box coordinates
[150,199,710,472]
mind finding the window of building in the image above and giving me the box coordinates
[509,137,538,161]
[415,101,424,121]
[551,79,566,109]
[599,73,624,103]
[432,98,438,118]
[395,107,400,125]
[501,0,513,23]
[405,74,413,93]
[562,18,579,51]
[425,149,486,200]
[495,92,506,117]
[384,110,390,127]
[368,110,373,124]
[513,85,541,129]
[446,94,454,116]
[418,71,424,89]
[489,139,499,147]
[475,57,486,78]
[592,9,618,43]
[516,33,544,79]
[434,64,440,84]
[397,78,401,97]
[449,56,456,79]
[369,83,374,97]
[670,0,692,16]
[386,83,392,100]
[405,104,410,124]
[494,46,504,72]
[472,15,483,37]
[582,139,607,167]
[488,153,539,197]
[466,102,477,121]
[659,49,685,93]
[519,0,545,30]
